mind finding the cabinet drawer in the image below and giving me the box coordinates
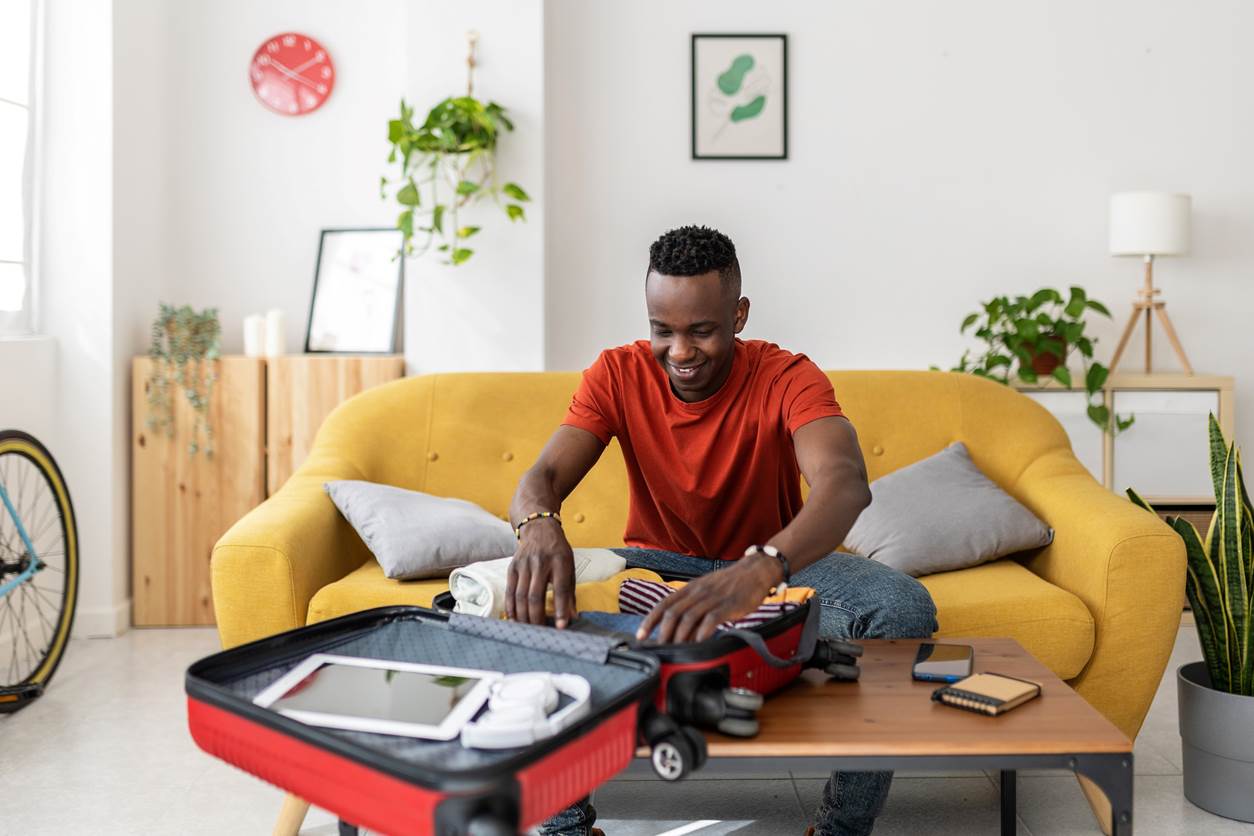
[1021,390,1103,481]
[1112,390,1219,501]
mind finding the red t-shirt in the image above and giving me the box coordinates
[562,338,845,560]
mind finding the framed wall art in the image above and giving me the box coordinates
[304,228,404,353]
[691,33,788,160]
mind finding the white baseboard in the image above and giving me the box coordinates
[72,598,131,638]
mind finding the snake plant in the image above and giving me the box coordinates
[1128,414,1253,696]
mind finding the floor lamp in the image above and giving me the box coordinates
[1107,191,1194,375]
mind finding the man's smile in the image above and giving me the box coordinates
[669,360,705,380]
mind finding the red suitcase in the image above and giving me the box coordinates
[186,606,688,835]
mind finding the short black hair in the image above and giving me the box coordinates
[648,225,741,295]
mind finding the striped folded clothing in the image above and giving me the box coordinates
[617,577,813,631]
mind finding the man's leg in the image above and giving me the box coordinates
[790,552,938,836]
[536,796,596,836]
[539,550,719,834]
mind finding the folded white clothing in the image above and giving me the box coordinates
[449,548,627,619]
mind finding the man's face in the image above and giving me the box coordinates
[645,269,749,402]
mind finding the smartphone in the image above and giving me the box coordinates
[912,642,974,683]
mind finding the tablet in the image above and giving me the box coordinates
[252,654,500,740]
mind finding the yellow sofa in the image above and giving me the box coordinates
[211,370,1184,740]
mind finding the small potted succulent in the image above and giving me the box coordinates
[943,286,1133,434]
[1129,416,1254,822]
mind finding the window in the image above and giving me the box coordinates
[0,0,39,335]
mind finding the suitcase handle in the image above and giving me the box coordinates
[718,598,822,669]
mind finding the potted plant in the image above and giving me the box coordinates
[944,286,1134,433]
[146,303,221,457]
[1129,416,1254,822]
[380,35,531,266]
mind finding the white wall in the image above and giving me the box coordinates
[0,336,55,433]
[42,0,123,637]
[113,0,546,374]
[403,1,546,374]
[544,0,1254,449]
[113,0,409,356]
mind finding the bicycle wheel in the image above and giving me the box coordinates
[0,430,79,703]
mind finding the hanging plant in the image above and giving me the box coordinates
[146,304,221,457]
[379,32,531,265]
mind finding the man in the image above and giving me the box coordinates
[507,226,937,836]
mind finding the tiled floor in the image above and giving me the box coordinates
[2,617,1251,835]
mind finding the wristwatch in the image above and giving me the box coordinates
[743,544,790,585]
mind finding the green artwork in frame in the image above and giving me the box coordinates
[692,34,788,160]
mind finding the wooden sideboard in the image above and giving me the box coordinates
[131,354,404,626]
[1016,373,1235,508]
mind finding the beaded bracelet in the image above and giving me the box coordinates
[514,511,562,540]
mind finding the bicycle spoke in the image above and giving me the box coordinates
[15,586,41,677]
[24,580,57,638]
[5,594,23,682]
[18,584,47,664]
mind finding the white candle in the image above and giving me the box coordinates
[243,314,266,358]
[264,309,286,357]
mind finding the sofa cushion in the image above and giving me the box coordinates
[325,480,516,579]
[307,560,451,624]
[920,560,1095,680]
[845,442,1054,577]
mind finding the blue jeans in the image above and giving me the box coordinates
[538,548,938,836]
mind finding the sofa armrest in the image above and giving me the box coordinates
[211,467,370,649]
[1015,449,1185,739]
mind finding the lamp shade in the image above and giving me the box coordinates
[1109,191,1191,256]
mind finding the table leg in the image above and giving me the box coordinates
[1075,753,1134,835]
[1000,770,1017,835]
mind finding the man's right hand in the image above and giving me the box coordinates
[505,519,576,628]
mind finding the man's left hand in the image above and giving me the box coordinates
[636,555,782,643]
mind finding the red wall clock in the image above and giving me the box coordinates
[249,33,335,116]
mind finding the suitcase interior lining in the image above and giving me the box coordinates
[209,615,649,772]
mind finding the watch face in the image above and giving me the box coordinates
[250,32,335,116]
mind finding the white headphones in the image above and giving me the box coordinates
[460,672,592,750]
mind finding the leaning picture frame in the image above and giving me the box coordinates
[691,33,789,160]
[304,228,404,354]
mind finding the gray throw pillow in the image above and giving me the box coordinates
[325,480,516,580]
[843,442,1053,577]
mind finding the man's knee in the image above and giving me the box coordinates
[867,574,937,640]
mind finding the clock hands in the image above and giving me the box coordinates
[267,57,320,91]
[287,54,324,76]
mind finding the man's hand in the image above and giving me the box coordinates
[505,519,577,628]
[637,554,783,643]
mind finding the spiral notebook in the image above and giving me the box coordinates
[931,672,1041,716]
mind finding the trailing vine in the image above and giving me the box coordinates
[146,304,221,457]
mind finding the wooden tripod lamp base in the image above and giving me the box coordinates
[1108,191,1194,376]
[1107,255,1193,375]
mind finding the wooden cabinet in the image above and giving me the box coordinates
[266,355,405,495]
[131,354,404,626]
[131,357,265,626]
[1018,373,1235,507]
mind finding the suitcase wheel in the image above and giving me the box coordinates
[823,662,861,681]
[808,638,864,676]
[723,687,764,712]
[468,813,515,836]
[651,726,705,781]
[715,715,760,737]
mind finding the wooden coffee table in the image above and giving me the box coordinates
[630,637,1134,835]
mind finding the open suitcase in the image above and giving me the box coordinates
[432,578,863,741]
[186,600,860,835]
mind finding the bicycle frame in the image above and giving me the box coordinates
[0,481,41,598]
